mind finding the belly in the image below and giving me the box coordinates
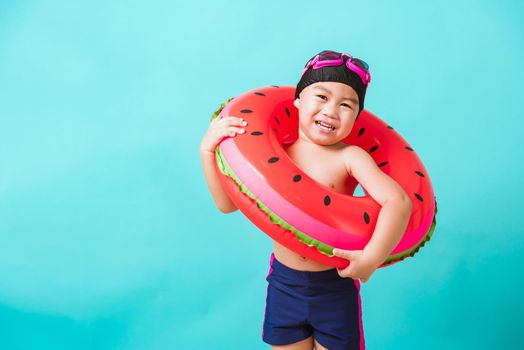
[273,241,336,271]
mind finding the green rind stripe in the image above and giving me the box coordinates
[383,202,437,265]
[210,97,235,122]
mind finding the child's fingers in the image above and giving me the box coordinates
[215,116,247,127]
[332,248,355,261]
[225,126,246,136]
[210,118,247,137]
[336,266,357,280]
[201,118,246,152]
[215,117,247,136]
[226,118,247,128]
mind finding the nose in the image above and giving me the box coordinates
[321,102,337,118]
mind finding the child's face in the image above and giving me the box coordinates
[293,82,359,146]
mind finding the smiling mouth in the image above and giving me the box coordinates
[315,120,336,131]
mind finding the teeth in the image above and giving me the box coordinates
[315,121,335,130]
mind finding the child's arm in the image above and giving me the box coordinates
[333,146,412,282]
[200,116,247,213]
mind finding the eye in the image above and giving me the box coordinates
[341,103,352,109]
[316,95,327,100]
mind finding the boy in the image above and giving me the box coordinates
[200,50,412,350]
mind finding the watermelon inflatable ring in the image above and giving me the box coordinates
[212,85,437,269]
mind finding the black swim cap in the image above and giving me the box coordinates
[295,50,368,117]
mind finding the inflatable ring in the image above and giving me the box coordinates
[212,85,437,269]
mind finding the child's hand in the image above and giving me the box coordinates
[332,248,382,283]
[200,116,248,155]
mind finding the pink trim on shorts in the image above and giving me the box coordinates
[353,279,366,349]
[266,253,275,279]
[261,253,276,340]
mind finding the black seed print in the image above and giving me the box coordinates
[363,212,370,224]
[254,92,266,96]
[240,109,253,114]
[358,128,365,136]
[324,195,331,206]
[415,171,425,177]
[415,193,424,202]
[378,161,388,167]
[274,116,280,126]
[285,107,290,117]
[251,131,264,136]
[293,175,302,182]
[387,125,394,129]
[273,128,279,135]
[271,85,280,88]
[268,157,279,163]
[405,146,414,151]
[369,145,378,153]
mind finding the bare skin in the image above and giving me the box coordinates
[200,81,412,350]
[271,337,328,350]
[200,115,247,213]
[274,138,356,272]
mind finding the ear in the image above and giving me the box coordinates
[293,98,300,109]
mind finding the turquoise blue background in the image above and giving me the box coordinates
[1,0,523,349]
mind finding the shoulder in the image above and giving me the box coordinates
[340,144,409,205]
[340,145,374,176]
[341,144,369,157]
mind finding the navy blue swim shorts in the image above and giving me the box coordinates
[262,253,365,350]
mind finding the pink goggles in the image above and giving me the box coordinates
[300,50,371,87]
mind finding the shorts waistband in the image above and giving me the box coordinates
[269,253,346,283]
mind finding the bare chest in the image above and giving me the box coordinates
[278,143,353,269]
[285,145,351,194]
